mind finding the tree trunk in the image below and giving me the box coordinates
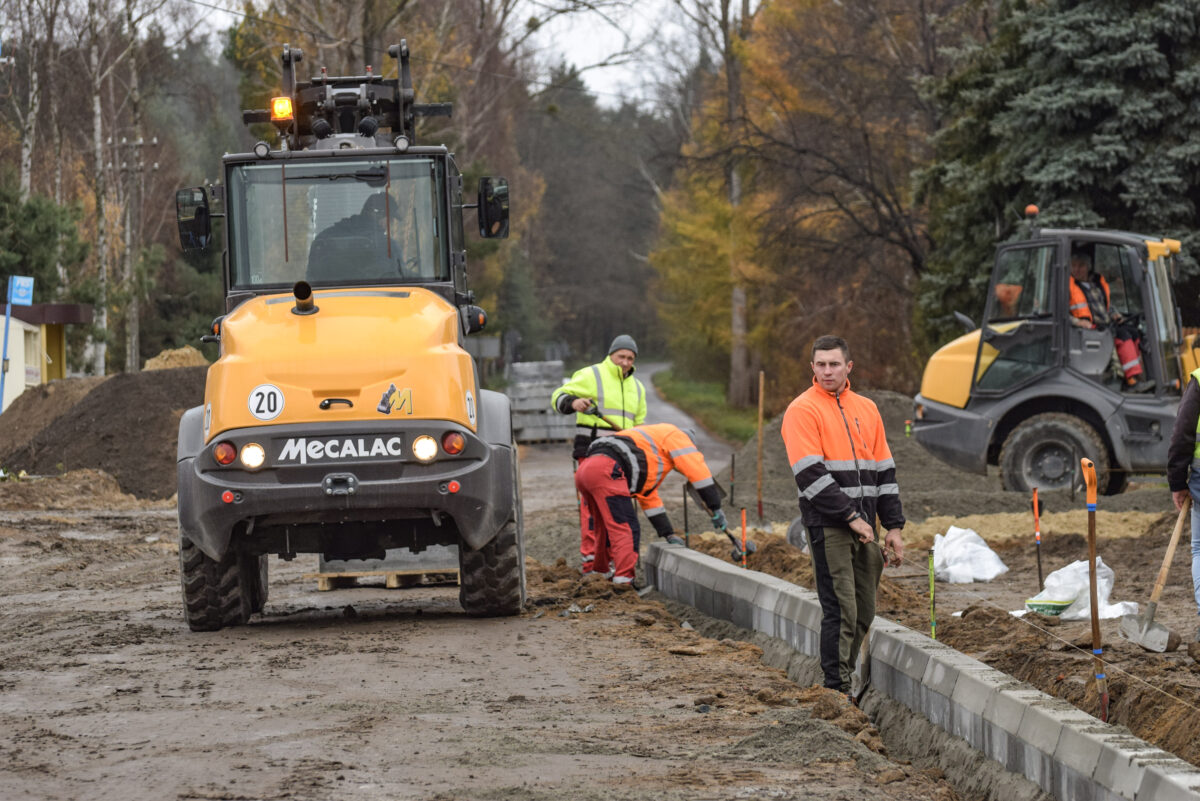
[725,0,751,407]
[19,39,40,201]
[124,0,142,374]
[91,20,108,376]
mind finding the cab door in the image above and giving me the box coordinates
[973,242,1059,395]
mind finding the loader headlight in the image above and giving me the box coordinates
[240,442,266,469]
[412,435,438,462]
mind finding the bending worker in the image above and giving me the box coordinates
[575,423,725,585]
[781,334,904,698]
[551,335,647,573]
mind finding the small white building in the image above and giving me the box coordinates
[0,303,94,413]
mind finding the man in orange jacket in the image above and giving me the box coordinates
[781,335,904,697]
[574,423,724,585]
[1068,249,1151,391]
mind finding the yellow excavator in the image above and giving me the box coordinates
[912,210,1195,495]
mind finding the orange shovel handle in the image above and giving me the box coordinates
[1081,458,1097,505]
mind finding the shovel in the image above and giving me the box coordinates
[1118,496,1190,653]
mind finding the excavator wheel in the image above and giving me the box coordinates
[998,412,1109,495]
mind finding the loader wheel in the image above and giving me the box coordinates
[179,534,257,632]
[998,413,1109,495]
[459,443,526,617]
[247,553,269,614]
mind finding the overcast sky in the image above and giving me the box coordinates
[188,0,683,109]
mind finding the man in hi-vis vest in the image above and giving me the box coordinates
[551,335,647,574]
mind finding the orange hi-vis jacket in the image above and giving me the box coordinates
[1068,274,1111,324]
[781,377,904,531]
[586,423,719,520]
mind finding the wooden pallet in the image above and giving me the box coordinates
[304,568,460,592]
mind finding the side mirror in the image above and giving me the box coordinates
[176,187,212,251]
[477,177,509,239]
[462,304,488,334]
[953,311,977,332]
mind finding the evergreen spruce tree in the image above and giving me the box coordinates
[919,0,1200,343]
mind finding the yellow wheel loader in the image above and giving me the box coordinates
[913,213,1196,496]
[173,41,522,631]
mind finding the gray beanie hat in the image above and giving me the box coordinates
[608,335,638,356]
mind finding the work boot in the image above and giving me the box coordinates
[1128,378,1155,393]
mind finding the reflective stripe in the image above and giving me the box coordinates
[604,436,642,491]
[844,484,880,498]
[802,473,835,499]
[692,476,715,489]
[1121,358,1141,370]
[644,506,666,517]
[636,381,644,409]
[669,446,698,458]
[628,429,665,491]
[591,365,604,410]
[824,458,858,471]
[877,483,899,496]
[791,454,823,474]
[1069,302,1088,310]
[877,457,895,471]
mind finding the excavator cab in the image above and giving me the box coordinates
[914,218,1187,496]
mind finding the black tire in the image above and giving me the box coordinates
[1103,469,1130,496]
[246,553,269,614]
[459,444,526,617]
[998,413,1109,494]
[179,533,256,632]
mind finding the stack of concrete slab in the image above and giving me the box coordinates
[507,361,573,443]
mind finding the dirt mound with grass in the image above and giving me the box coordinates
[0,367,207,500]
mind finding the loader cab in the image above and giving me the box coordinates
[972,231,1183,400]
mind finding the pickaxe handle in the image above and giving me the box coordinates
[582,400,622,431]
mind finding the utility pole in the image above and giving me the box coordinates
[117,134,157,373]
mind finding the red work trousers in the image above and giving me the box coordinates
[574,453,641,582]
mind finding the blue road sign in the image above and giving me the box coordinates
[8,275,34,306]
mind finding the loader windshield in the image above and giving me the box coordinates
[226,156,448,290]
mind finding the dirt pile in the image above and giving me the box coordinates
[718,388,1172,525]
[0,367,207,499]
[0,468,155,511]
[0,376,108,460]
[144,345,209,371]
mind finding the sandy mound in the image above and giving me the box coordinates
[144,346,209,371]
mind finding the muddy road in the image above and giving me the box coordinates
[0,424,954,800]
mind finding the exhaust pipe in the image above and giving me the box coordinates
[292,281,318,315]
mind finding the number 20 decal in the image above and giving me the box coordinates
[248,384,285,421]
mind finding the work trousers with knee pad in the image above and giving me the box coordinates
[574,453,641,581]
[809,525,884,693]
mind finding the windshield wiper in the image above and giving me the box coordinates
[296,169,387,185]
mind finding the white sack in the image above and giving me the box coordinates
[932,526,1009,583]
[1027,557,1137,620]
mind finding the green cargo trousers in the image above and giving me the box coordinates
[809,524,884,693]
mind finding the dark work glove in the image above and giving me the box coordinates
[711,509,728,531]
[665,534,685,546]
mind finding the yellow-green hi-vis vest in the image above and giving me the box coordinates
[1192,368,1200,469]
[551,356,647,430]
